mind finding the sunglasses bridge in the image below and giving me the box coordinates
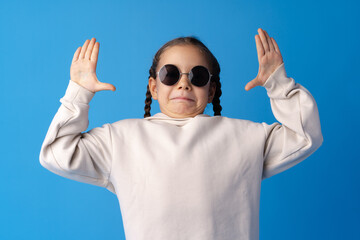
[179,72,190,77]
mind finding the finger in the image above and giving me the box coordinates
[264,30,275,52]
[271,37,280,53]
[72,47,81,63]
[255,35,264,61]
[85,38,96,60]
[96,82,116,92]
[258,28,269,52]
[244,78,258,91]
[91,42,99,63]
[79,39,90,59]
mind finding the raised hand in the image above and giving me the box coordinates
[245,28,283,91]
[70,38,116,93]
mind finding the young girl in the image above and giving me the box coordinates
[40,28,323,240]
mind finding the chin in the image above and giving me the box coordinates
[161,105,205,118]
[171,111,200,118]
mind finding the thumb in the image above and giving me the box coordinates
[244,78,258,91]
[95,82,116,92]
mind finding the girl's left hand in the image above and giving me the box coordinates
[245,28,284,91]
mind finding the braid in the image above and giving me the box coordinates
[212,76,222,116]
[144,84,152,118]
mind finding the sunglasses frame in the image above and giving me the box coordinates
[156,64,213,87]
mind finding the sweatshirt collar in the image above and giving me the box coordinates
[145,112,210,126]
[147,112,210,120]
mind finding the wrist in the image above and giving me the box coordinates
[65,80,96,103]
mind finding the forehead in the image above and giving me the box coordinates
[157,45,210,71]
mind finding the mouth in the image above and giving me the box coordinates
[171,97,195,102]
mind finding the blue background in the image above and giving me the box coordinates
[1,0,359,239]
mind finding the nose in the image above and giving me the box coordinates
[177,73,192,90]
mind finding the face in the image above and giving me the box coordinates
[148,45,216,118]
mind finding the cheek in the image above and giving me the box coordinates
[196,88,210,102]
[157,84,172,100]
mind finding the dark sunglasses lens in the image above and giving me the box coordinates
[191,66,210,87]
[159,64,179,86]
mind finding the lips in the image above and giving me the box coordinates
[172,97,194,101]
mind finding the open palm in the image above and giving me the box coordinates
[70,38,116,93]
[245,28,284,91]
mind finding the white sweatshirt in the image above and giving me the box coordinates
[39,63,323,240]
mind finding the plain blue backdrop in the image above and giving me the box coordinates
[0,0,359,239]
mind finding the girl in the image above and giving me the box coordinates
[40,28,323,240]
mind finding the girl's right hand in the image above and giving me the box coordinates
[70,38,116,93]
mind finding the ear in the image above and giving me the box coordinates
[148,77,158,100]
[208,82,216,103]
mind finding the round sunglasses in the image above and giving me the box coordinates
[156,64,213,87]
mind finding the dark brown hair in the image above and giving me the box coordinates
[144,36,222,118]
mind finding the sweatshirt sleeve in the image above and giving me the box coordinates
[261,63,323,179]
[39,80,115,194]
